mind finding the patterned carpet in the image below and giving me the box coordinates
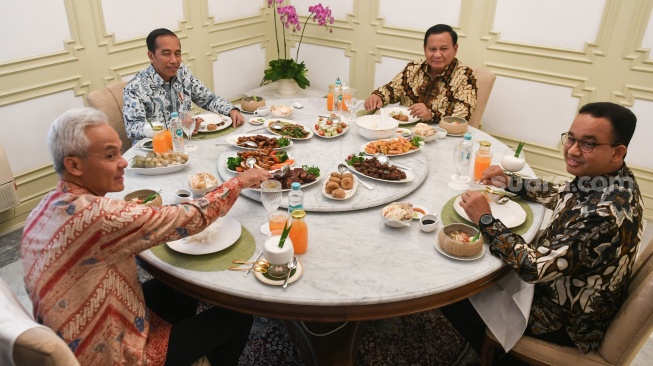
[238,311,479,365]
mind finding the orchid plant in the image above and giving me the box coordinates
[262,1,335,89]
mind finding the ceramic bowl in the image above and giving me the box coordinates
[270,105,294,118]
[439,116,468,135]
[356,115,398,140]
[437,223,483,257]
[188,172,219,196]
[124,189,162,206]
[240,96,266,112]
[381,202,413,228]
[411,127,438,142]
[434,127,448,139]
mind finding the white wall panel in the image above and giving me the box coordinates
[493,0,604,50]
[483,76,579,148]
[0,0,69,62]
[379,0,461,30]
[627,99,653,170]
[101,0,183,40]
[294,43,349,92]
[0,91,84,173]
[212,44,266,101]
[373,56,412,91]
[641,10,653,56]
[208,0,261,21]
[293,0,352,20]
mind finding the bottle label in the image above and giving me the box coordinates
[288,204,303,213]
[175,128,183,138]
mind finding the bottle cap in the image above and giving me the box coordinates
[463,133,472,140]
[291,182,301,190]
[171,112,179,118]
[291,209,306,219]
[479,140,491,147]
[335,78,341,86]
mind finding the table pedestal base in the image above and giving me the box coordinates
[281,320,369,366]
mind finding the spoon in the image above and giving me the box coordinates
[268,121,284,131]
[497,196,510,205]
[228,265,268,273]
[338,164,373,190]
[232,259,270,267]
[373,153,414,171]
[273,164,290,180]
[283,257,298,288]
[238,140,258,148]
[246,157,257,169]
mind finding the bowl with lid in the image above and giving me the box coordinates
[439,116,468,135]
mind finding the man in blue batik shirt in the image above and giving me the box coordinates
[123,28,245,141]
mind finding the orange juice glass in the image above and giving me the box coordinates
[288,210,308,254]
[473,156,492,180]
[268,211,289,232]
[152,127,170,153]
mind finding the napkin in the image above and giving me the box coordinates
[469,271,534,351]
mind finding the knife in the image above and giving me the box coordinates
[245,251,263,276]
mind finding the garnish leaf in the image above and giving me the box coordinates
[142,189,161,204]
[515,141,525,157]
[278,222,293,248]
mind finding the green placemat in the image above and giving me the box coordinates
[149,225,256,271]
[440,195,534,236]
[190,125,239,140]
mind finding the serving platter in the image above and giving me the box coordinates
[453,195,526,228]
[312,115,349,139]
[224,152,294,173]
[126,159,190,176]
[345,161,415,183]
[321,175,358,200]
[166,218,241,255]
[265,119,314,140]
[383,106,420,124]
[196,114,231,133]
[247,174,322,193]
[359,138,424,157]
[225,133,293,150]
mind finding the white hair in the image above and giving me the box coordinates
[47,107,109,174]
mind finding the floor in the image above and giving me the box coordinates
[2,222,653,365]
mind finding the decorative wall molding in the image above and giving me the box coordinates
[0,76,89,107]
[623,0,653,72]
[202,1,266,32]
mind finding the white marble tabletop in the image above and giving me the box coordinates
[113,98,544,318]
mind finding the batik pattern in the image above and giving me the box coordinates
[372,58,477,122]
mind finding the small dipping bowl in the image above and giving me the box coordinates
[419,214,440,232]
[174,189,192,204]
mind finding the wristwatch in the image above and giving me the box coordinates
[479,213,495,228]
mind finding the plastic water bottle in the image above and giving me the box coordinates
[170,112,185,153]
[459,133,473,179]
[334,78,343,111]
[288,182,303,213]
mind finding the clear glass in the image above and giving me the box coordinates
[342,87,358,122]
[501,148,526,172]
[179,111,198,152]
[448,145,472,190]
[260,180,282,235]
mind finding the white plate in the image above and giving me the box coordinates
[383,107,420,124]
[166,218,241,255]
[247,173,322,192]
[225,134,293,150]
[395,128,412,138]
[321,174,358,200]
[346,160,415,183]
[433,238,485,261]
[224,152,294,173]
[359,138,424,157]
[196,114,231,133]
[447,133,465,137]
[138,138,153,151]
[453,195,526,228]
[255,257,304,286]
[312,116,349,139]
[249,117,266,125]
[265,119,314,140]
[126,159,190,176]
[412,204,429,220]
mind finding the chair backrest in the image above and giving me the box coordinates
[468,68,496,129]
[86,81,130,153]
[597,237,653,365]
[0,278,79,366]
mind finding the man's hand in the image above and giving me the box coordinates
[407,103,433,121]
[478,165,511,188]
[364,94,383,111]
[237,167,272,189]
[459,190,492,225]
[230,109,245,128]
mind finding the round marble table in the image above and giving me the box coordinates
[115,98,545,365]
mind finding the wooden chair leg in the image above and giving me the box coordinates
[480,331,498,366]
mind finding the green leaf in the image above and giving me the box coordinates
[142,189,161,204]
[227,156,243,170]
[515,141,525,157]
[278,221,293,249]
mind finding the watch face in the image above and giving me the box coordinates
[481,214,493,225]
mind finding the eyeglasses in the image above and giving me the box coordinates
[560,132,620,153]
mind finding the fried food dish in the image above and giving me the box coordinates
[351,157,406,181]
